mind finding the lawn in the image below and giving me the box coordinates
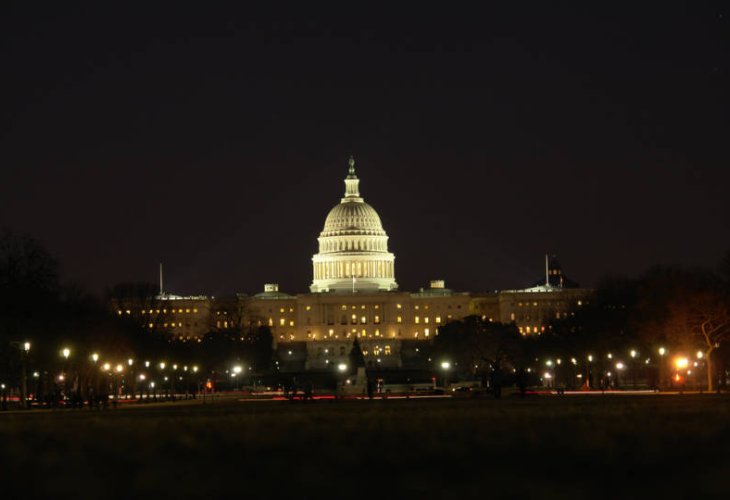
[1,394,729,499]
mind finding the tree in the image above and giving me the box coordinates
[0,228,59,340]
[663,289,730,391]
[348,337,365,373]
[243,326,273,372]
[432,316,521,382]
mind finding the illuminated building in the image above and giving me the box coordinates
[112,157,592,369]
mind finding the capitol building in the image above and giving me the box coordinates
[114,157,591,370]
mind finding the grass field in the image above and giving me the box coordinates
[1,394,729,499]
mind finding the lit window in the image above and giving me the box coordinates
[374,315,380,324]
[415,316,420,324]
[185,309,190,313]
[148,323,153,328]
[268,318,273,327]
[397,304,402,309]
[361,329,367,337]
[415,305,419,310]
[360,316,367,324]
[306,306,311,311]
[526,326,531,334]
[341,305,347,310]
[361,305,366,310]
[178,309,183,313]
[141,310,146,315]
[397,316,402,323]
[425,317,430,324]
[510,313,515,321]
[375,329,380,336]
[223,321,228,328]
[351,314,357,324]
[424,328,430,337]
[328,328,334,335]
[280,308,285,313]
[385,345,391,355]
[436,316,441,323]
[193,308,198,313]
[374,305,379,309]
[289,320,295,327]
[280,318,286,326]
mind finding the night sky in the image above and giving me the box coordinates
[2,3,728,297]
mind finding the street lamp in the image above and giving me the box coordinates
[232,365,243,391]
[60,347,71,402]
[19,341,31,409]
[440,361,451,390]
[91,353,99,363]
[630,350,638,389]
[615,362,625,388]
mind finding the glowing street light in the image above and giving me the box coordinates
[128,358,134,366]
[91,353,99,363]
[23,342,31,352]
[696,351,704,359]
[61,348,71,359]
[159,362,166,370]
[630,350,637,359]
[102,362,111,371]
[115,364,123,373]
[337,363,348,372]
[232,365,243,375]
[658,347,666,356]
[675,357,689,369]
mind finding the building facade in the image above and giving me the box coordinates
[112,158,593,369]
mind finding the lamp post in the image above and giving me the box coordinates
[21,342,30,409]
[127,358,134,399]
[114,364,123,407]
[587,355,593,389]
[232,365,243,391]
[336,363,348,399]
[615,362,625,389]
[658,347,667,391]
[630,350,638,389]
[440,361,451,391]
[61,347,71,403]
[545,360,554,389]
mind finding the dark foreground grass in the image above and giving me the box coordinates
[1,395,729,499]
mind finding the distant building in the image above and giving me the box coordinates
[112,158,592,369]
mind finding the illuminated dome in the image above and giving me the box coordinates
[322,202,386,236]
[310,157,397,293]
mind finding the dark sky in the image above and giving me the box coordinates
[2,3,728,296]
